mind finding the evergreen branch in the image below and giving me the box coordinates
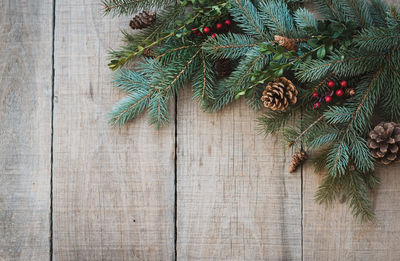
[355,27,400,52]
[259,0,295,37]
[155,44,202,61]
[109,88,154,126]
[230,0,269,39]
[348,0,368,28]
[294,8,318,30]
[288,113,327,147]
[203,33,260,59]
[163,48,202,94]
[103,0,175,16]
[345,171,375,222]
[315,173,342,206]
[312,72,335,92]
[109,12,200,70]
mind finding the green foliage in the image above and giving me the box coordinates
[102,0,175,16]
[105,0,400,222]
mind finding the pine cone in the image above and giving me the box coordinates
[289,150,308,173]
[142,48,155,58]
[345,88,356,97]
[274,35,298,51]
[129,11,156,30]
[216,59,232,78]
[367,122,400,165]
[261,77,298,111]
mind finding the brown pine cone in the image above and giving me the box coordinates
[216,59,232,78]
[367,122,400,165]
[345,88,356,97]
[274,35,298,51]
[129,11,156,30]
[261,77,298,111]
[289,150,308,173]
[142,48,155,58]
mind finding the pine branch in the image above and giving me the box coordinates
[193,49,217,105]
[102,0,175,16]
[209,48,269,111]
[257,110,293,136]
[203,33,259,59]
[109,10,198,70]
[294,7,318,30]
[230,0,270,39]
[259,0,295,37]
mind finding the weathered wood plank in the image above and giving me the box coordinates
[0,1,53,260]
[303,164,400,260]
[177,88,302,260]
[53,1,175,260]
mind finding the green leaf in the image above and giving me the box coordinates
[317,46,326,59]
[273,53,283,61]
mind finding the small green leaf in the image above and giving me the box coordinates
[235,91,246,100]
[317,46,326,59]
[273,53,283,61]
[307,38,319,48]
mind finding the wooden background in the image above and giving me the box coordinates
[1,0,399,260]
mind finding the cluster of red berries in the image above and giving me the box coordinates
[312,80,348,109]
[192,19,232,38]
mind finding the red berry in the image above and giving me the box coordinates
[314,102,321,109]
[211,33,217,38]
[216,23,223,30]
[225,19,231,26]
[336,89,344,97]
[197,32,202,36]
[328,80,336,88]
[192,29,199,34]
[325,96,332,103]
[340,80,348,88]
[312,92,319,99]
[203,27,211,34]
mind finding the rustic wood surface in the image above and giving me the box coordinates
[1,0,400,260]
[177,88,301,260]
[52,1,175,260]
[0,1,53,260]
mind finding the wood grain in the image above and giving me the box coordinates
[0,1,53,260]
[303,163,400,260]
[52,1,175,260]
[176,88,302,260]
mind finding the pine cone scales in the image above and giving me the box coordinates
[367,122,400,165]
[289,150,308,173]
[261,77,298,111]
[274,35,298,51]
[216,59,232,78]
[130,11,156,30]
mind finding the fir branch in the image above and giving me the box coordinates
[109,11,199,70]
[193,49,217,104]
[288,113,326,147]
[259,0,295,37]
[102,0,175,16]
[257,110,293,136]
[109,88,154,126]
[315,173,342,206]
[210,48,269,112]
[162,48,202,95]
[230,0,270,39]
[294,7,318,30]
[345,170,375,222]
[355,27,400,52]
[203,33,259,59]
[312,72,334,92]
[347,0,373,28]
